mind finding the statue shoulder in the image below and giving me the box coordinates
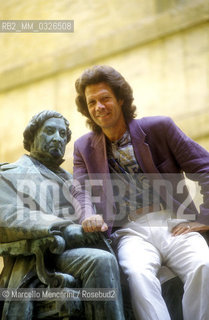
[60,168,73,180]
[0,155,30,172]
[0,162,13,171]
[0,162,9,167]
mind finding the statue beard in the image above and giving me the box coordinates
[30,150,65,171]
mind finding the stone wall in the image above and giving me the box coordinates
[0,0,208,271]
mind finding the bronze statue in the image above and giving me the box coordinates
[0,110,125,320]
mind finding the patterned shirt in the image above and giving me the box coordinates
[107,131,159,217]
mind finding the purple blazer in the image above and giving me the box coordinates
[73,116,209,234]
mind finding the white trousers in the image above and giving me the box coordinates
[111,210,209,320]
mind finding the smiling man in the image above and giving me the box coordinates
[85,82,125,142]
[73,65,209,320]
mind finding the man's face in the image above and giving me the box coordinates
[31,117,67,159]
[85,82,124,131]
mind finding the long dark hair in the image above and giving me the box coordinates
[75,65,137,133]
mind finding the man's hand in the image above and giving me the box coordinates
[172,222,209,236]
[82,215,108,232]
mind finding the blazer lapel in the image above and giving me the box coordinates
[89,133,110,174]
[128,119,160,174]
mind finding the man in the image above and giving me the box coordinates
[73,65,209,320]
[0,110,125,320]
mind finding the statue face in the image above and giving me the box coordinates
[31,117,68,159]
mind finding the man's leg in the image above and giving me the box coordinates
[116,234,171,320]
[165,231,209,320]
[55,247,125,320]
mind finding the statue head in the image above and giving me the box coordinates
[23,110,71,166]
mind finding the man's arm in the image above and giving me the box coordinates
[162,117,209,233]
[172,221,209,236]
[73,140,108,232]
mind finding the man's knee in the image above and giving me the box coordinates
[195,260,209,278]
